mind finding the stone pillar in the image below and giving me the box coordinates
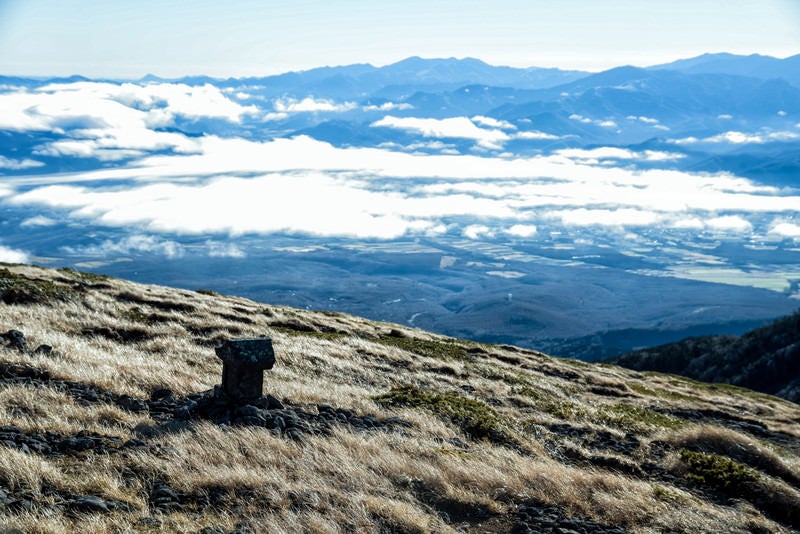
[215,337,275,402]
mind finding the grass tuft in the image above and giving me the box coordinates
[678,448,758,496]
[374,384,514,446]
[377,335,473,362]
[0,268,78,305]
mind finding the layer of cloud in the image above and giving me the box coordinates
[363,102,413,112]
[0,156,44,169]
[273,97,356,113]
[569,114,618,129]
[20,216,58,227]
[6,134,800,242]
[471,116,515,130]
[0,82,257,133]
[0,82,258,162]
[555,147,683,163]
[371,116,511,149]
[769,222,800,238]
[371,116,562,149]
[62,235,185,258]
[674,130,800,145]
[505,224,538,238]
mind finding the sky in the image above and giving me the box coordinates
[1,0,799,77]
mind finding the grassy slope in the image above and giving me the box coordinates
[0,264,799,533]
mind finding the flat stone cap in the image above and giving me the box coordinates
[215,337,275,368]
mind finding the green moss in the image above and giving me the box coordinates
[375,384,513,445]
[596,403,683,432]
[270,325,346,341]
[378,335,474,362]
[679,449,759,496]
[195,288,220,296]
[651,483,689,504]
[561,358,591,368]
[470,364,530,386]
[122,307,158,325]
[0,268,77,305]
[627,382,701,403]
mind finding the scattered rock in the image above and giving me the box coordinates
[150,387,174,401]
[513,502,626,533]
[150,481,183,512]
[1,330,27,351]
[33,344,53,355]
[171,389,412,440]
[69,495,109,513]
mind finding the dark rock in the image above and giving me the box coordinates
[1,330,27,351]
[216,337,275,402]
[118,394,148,413]
[447,437,470,449]
[150,388,173,401]
[150,481,182,512]
[233,405,263,419]
[33,344,53,355]
[69,495,109,513]
[197,527,225,534]
[265,393,284,410]
[285,428,304,442]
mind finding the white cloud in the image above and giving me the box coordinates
[7,135,800,241]
[263,112,289,121]
[0,245,29,264]
[569,114,617,128]
[363,102,413,111]
[768,222,800,238]
[671,218,705,229]
[569,114,592,124]
[20,216,58,227]
[5,83,253,160]
[674,130,800,145]
[514,131,561,140]
[706,215,753,232]
[63,235,185,258]
[273,97,356,113]
[555,147,683,162]
[463,225,493,239]
[371,116,510,149]
[471,116,516,130]
[0,156,44,169]
[717,114,733,120]
[550,208,661,227]
[505,224,538,238]
[0,82,256,162]
[207,241,246,258]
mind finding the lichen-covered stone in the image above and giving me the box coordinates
[215,337,275,367]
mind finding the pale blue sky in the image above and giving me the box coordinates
[1,0,799,77]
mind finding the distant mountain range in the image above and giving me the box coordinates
[1,52,799,360]
[609,311,800,402]
[135,52,800,91]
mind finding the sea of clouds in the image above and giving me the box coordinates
[1,81,799,263]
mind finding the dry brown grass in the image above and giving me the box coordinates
[0,264,798,533]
